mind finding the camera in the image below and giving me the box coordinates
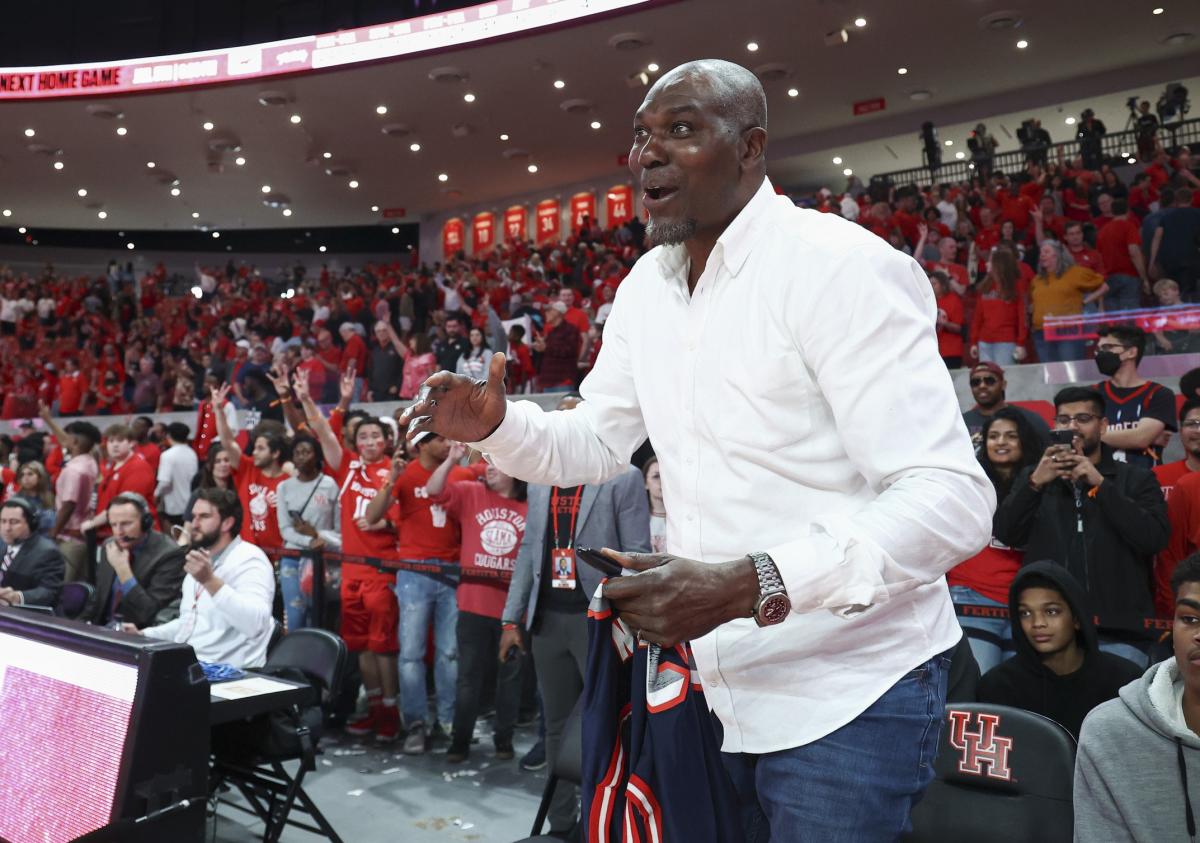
[1126,96,1140,114]
[1157,82,1190,124]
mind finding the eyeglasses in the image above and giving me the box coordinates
[1183,420,1200,430]
[970,376,999,387]
[1055,413,1099,426]
[1096,343,1128,353]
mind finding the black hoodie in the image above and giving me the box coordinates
[976,560,1143,739]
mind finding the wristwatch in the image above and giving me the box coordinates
[749,552,791,627]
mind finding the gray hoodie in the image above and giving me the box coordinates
[1075,659,1200,842]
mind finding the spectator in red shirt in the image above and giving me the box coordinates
[339,323,369,401]
[1154,401,1200,502]
[505,324,536,394]
[930,271,964,369]
[131,417,161,477]
[56,357,86,417]
[1064,220,1106,275]
[915,224,969,294]
[970,249,1028,365]
[1092,192,1116,231]
[533,303,582,390]
[1096,198,1150,314]
[558,288,591,336]
[82,423,158,535]
[211,384,288,554]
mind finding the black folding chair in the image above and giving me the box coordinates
[56,581,94,619]
[210,628,348,843]
[513,701,583,842]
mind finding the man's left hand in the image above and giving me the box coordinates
[0,587,23,606]
[600,550,759,647]
[1062,454,1104,489]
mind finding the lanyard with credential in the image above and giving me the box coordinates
[551,487,584,551]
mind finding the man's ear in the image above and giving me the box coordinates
[741,126,767,170]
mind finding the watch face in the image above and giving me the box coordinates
[760,594,791,625]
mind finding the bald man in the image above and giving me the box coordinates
[405,59,992,841]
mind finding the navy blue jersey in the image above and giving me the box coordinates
[581,587,744,842]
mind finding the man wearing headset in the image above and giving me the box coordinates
[88,492,187,629]
[0,497,65,608]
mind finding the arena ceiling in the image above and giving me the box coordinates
[0,0,1196,233]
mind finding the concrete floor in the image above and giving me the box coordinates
[211,718,553,843]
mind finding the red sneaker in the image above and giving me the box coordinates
[376,707,401,744]
[345,707,380,737]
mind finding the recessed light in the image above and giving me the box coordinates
[170,187,181,196]
[319,246,327,253]
[23,128,34,137]
[409,142,421,152]
[202,121,214,131]
[289,114,302,124]
[843,168,853,176]
[554,80,566,89]
[944,140,953,146]
[1129,158,1138,164]
[528,164,539,173]
[955,151,965,160]
[348,179,359,189]
[126,242,135,250]
[53,161,64,170]
[647,63,659,72]
[1065,116,1077,125]
[1121,150,1130,158]
[116,126,127,136]
[376,105,388,115]
[1,210,9,217]
[371,205,379,212]
[282,208,293,217]
[322,151,332,159]
[1016,39,1029,48]
[591,120,603,129]
[897,67,908,75]
[146,161,155,168]
[391,226,400,234]
[18,227,26,234]
[191,211,200,219]
[233,156,246,166]
[854,17,867,27]
[261,185,271,193]
[499,133,509,141]
[1153,7,1164,14]
[77,188,87,197]
[832,156,843,164]
[787,88,799,97]
[463,93,476,103]
[212,231,220,238]
[746,41,759,52]
[97,210,107,219]
[438,173,449,182]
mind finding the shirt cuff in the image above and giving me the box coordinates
[471,400,529,458]
[118,576,139,596]
[765,514,889,618]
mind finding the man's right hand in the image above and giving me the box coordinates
[1030,444,1072,489]
[403,352,508,444]
[498,624,524,662]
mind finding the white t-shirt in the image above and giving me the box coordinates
[156,443,200,516]
[36,297,56,319]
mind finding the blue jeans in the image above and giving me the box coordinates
[977,341,1016,365]
[1104,274,1142,315]
[279,556,310,632]
[950,585,1012,674]
[722,649,951,843]
[1034,330,1086,363]
[396,567,459,727]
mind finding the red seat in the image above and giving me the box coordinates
[1010,400,1055,427]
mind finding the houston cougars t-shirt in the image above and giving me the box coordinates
[232,455,286,552]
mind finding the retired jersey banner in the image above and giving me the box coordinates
[606,184,633,226]
[442,217,464,258]
[504,205,528,241]
[536,199,560,243]
[570,191,596,230]
[472,211,496,254]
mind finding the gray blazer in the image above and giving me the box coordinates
[502,465,651,630]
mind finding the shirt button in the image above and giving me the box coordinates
[708,676,720,687]
[686,513,695,522]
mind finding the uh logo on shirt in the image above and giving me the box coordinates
[412,484,448,528]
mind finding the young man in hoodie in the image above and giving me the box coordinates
[1075,552,1200,842]
[977,560,1141,739]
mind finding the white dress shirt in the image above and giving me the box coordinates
[141,538,275,668]
[475,178,994,753]
[156,443,200,517]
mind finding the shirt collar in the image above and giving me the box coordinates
[655,176,776,284]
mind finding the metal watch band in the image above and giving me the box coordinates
[749,551,785,596]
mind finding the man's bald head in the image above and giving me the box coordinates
[647,59,767,137]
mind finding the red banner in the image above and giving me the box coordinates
[570,191,596,231]
[472,212,496,254]
[535,199,560,244]
[504,205,528,241]
[442,217,464,259]
[606,184,633,226]
[852,97,887,116]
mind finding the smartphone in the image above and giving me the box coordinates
[1049,429,1076,447]
[576,547,625,577]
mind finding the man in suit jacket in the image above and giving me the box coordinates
[0,498,65,608]
[88,493,187,628]
[498,395,651,836]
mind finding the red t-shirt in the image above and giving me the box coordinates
[432,480,529,618]
[232,454,287,552]
[1154,459,1194,502]
[1096,217,1142,279]
[923,261,969,292]
[335,455,397,581]
[58,372,86,415]
[135,442,161,476]
[935,292,964,358]
[971,293,1028,345]
[341,334,368,376]
[948,538,1024,605]
[97,454,158,531]
[1068,245,1105,275]
[1159,471,1200,617]
[393,461,476,561]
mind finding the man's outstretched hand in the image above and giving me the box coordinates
[600,550,760,647]
[402,352,508,444]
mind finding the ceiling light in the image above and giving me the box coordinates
[191,211,200,218]
[832,156,843,164]
[554,80,566,89]
[438,173,449,182]
[787,88,799,97]
[1016,39,1028,48]
[1,210,9,217]
[282,208,293,217]
[647,62,660,72]
[897,67,908,75]
[591,120,603,129]
[319,245,327,253]
[944,140,953,146]
[126,242,134,250]
[528,164,539,173]
[1065,116,1077,125]
[235,156,246,166]
[322,151,332,159]
[23,128,35,137]
[348,179,359,189]
[170,187,181,196]
[391,227,400,234]
[376,105,388,115]
[843,168,853,176]
[212,231,220,238]
[289,114,302,124]
[1129,158,1138,164]
[463,93,476,103]
[955,151,965,160]
[746,41,759,51]
[18,227,26,234]
[53,161,64,170]
[97,210,107,219]
[77,188,87,197]
[202,121,214,131]
[1153,7,1164,14]
[409,142,421,152]
[116,126,127,136]
[262,185,273,194]
[499,133,509,141]
[370,205,379,212]
[1121,150,1130,158]
[854,17,867,27]
[146,161,155,168]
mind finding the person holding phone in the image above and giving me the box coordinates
[995,386,1169,667]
